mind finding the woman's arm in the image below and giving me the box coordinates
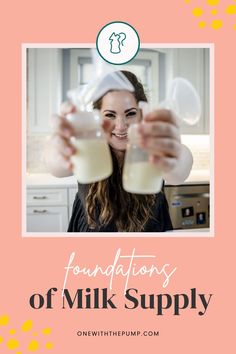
[163,143,193,185]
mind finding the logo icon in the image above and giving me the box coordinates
[96,21,140,65]
[109,32,126,54]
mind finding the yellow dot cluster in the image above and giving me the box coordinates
[0,314,54,352]
[185,0,236,30]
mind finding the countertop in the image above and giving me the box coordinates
[26,174,78,188]
[26,169,210,187]
[185,169,210,183]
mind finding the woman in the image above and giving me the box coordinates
[46,71,193,232]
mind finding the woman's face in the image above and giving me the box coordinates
[100,90,141,151]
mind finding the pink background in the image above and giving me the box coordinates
[0,0,235,352]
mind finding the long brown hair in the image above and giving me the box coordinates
[86,71,156,232]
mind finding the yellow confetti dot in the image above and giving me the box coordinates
[0,335,3,343]
[28,340,39,351]
[211,9,217,15]
[184,0,191,3]
[16,352,22,354]
[226,4,236,14]
[199,21,206,28]
[211,19,223,29]
[207,0,220,5]
[42,327,51,335]
[46,342,53,350]
[9,329,16,335]
[7,338,19,350]
[22,320,33,332]
[234,24,236,30]
[0,315,9,326]
[192,8,203,16]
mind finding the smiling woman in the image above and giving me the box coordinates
[100,92,139,151]
[45,70,193,232]
[94,71,145,152]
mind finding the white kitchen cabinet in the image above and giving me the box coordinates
[27,187,69,233]
[26,184,78,233]
[27,206,68,232]
[28,48,62,133]
[27,188,67,206]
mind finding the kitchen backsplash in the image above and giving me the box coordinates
[27,134,210,174]
[27,134,50,173]
[181,135,210,171]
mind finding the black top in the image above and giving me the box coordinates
[68,183,173,232]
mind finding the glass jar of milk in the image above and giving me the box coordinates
[122,124,163,194]
[66,110,112,184]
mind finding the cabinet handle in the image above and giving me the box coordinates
[33,196,47,200]
[33,209,48,213]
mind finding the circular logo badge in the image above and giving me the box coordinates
[96,21,140,65]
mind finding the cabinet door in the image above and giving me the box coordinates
[27,188,67,206]
[28,48,62,133]
[27,206,68,233]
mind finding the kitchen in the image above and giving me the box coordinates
[25,46,212,235]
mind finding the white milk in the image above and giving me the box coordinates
[123,161,163,194]
[71,138,112,184]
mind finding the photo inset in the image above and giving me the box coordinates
[24,46,212,235]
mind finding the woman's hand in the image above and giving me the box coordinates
[138,109,181,172]
[45,102,115,178]
[138,109,193,184]
[44,102,77,177]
